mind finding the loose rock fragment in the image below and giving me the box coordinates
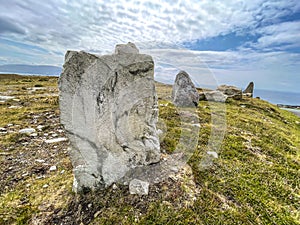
[19,128,36,134]
[45,137,67,144]
[129,179,149,195]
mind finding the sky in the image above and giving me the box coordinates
[0,0,300,92]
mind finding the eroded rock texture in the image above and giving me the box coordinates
[172,71,199,107]
[59,43,160,191]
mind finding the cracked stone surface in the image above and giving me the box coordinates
[59,43,160,192]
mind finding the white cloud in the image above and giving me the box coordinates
[248,21,300,50]
[1,0,299,54]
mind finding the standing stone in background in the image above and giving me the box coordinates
[59,42,160,192]
[243,82,254,97]
[217,85,242,100]
[172,71,199,107]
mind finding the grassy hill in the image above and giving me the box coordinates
[0,75,299,224]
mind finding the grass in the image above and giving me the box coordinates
[0,74,299,224]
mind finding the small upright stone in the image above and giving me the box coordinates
[172,71,199,107]
[243,82,254,97]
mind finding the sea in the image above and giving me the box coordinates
[254,89,300,106]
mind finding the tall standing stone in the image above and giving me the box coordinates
[59,43,160,192]
[172,71,199,107]
[243,82,254,97]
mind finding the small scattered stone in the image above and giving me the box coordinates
[49,165,57,171]
[0,95,14,100]
[19,128,36,134]
[207,151,218,158]
[60,170,65,174]
[30,133,38,137]
[112,184,118,190]
[170,166,179,173]
[8,105,22,109]
[35,159,46,163]
[42,184,49,188]
[129,179,149,195]
[0,127,7,134]
[37,125,45,131]
[94,211,101,218]
[45,137,67,143]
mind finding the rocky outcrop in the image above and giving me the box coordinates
[243,82,254,97]
[217,85,242,100]
[59,43,160,192]
[172,71,199,107]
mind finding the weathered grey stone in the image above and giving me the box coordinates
[243,82,254,97]
[129,179,149,195]
[172,71,199,107]
[203,91,227,102]
[217,85,242,100]
[59,43,160,192]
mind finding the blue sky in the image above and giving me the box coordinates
[0,0,300,92]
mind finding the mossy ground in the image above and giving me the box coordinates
[0,75,299,224]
